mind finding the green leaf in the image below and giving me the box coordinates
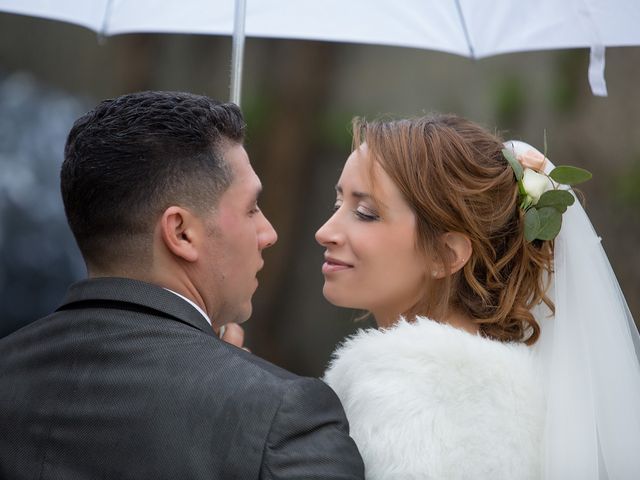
[549,166,592,185]
[536,189,575,212]
[536,207,563,240]
[502,148,523,181]
[524,208,540,242]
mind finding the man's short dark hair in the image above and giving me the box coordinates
[61,91,245,269]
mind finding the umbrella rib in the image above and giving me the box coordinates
[98,0,115,44]
[453,0,475,59]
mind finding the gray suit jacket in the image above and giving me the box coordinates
[0,277,364,479]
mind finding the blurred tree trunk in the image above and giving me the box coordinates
[113,36,156,93]
[247,40,338,364]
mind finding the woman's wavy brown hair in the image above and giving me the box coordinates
[353,114,554,345]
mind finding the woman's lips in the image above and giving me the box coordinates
[322,257,353,274]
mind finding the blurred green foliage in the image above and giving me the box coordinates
[240,93,275,143]
[316,109,353,151]
[613,154,640,207]
[494,75,526,127]
[549,50,584,113]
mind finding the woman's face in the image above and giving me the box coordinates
[315,145,430,327]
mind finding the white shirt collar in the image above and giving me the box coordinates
[164,288,211,326]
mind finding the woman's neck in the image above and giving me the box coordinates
[443,309,480,335]
[374,308,480,336]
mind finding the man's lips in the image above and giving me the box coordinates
[322,256,354,274]
[254,261,265,287]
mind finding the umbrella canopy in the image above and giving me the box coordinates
[1,0,640,101]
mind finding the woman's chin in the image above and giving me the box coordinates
[322,285,359,309]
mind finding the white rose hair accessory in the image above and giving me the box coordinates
[502,135,591,242]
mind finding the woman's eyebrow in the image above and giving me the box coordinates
[335,184,373,200]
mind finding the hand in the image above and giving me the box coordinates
[220,323,250,352]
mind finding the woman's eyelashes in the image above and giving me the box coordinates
[354,207,380,221]
[332,200,380,221]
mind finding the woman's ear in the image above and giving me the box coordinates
[432,232,472,279]
[158,206,199,263]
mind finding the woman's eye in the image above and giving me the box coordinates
[249,205,261,215]
[332,202,342,212]
[355,208,379,221]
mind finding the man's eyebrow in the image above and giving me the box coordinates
[253,184,263,203]
[335,184,372,200]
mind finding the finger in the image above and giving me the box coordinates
[221,323,245,349]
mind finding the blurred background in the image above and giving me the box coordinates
[1,11,639,377]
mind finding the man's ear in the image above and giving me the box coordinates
[158,206,200,263]
[432,232,472,279]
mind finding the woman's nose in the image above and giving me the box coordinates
[315,213,341,246]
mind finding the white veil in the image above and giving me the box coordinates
[506,141,640,479]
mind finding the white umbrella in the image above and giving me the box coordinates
[1,0,639,103]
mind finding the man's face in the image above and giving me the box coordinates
[198,144,277,327]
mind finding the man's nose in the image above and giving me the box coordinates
[260,215,278,249]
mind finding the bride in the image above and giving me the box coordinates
[316,114,640,479]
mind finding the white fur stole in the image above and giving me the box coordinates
[324,318,545,480]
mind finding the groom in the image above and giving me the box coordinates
[0,91,364,479]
